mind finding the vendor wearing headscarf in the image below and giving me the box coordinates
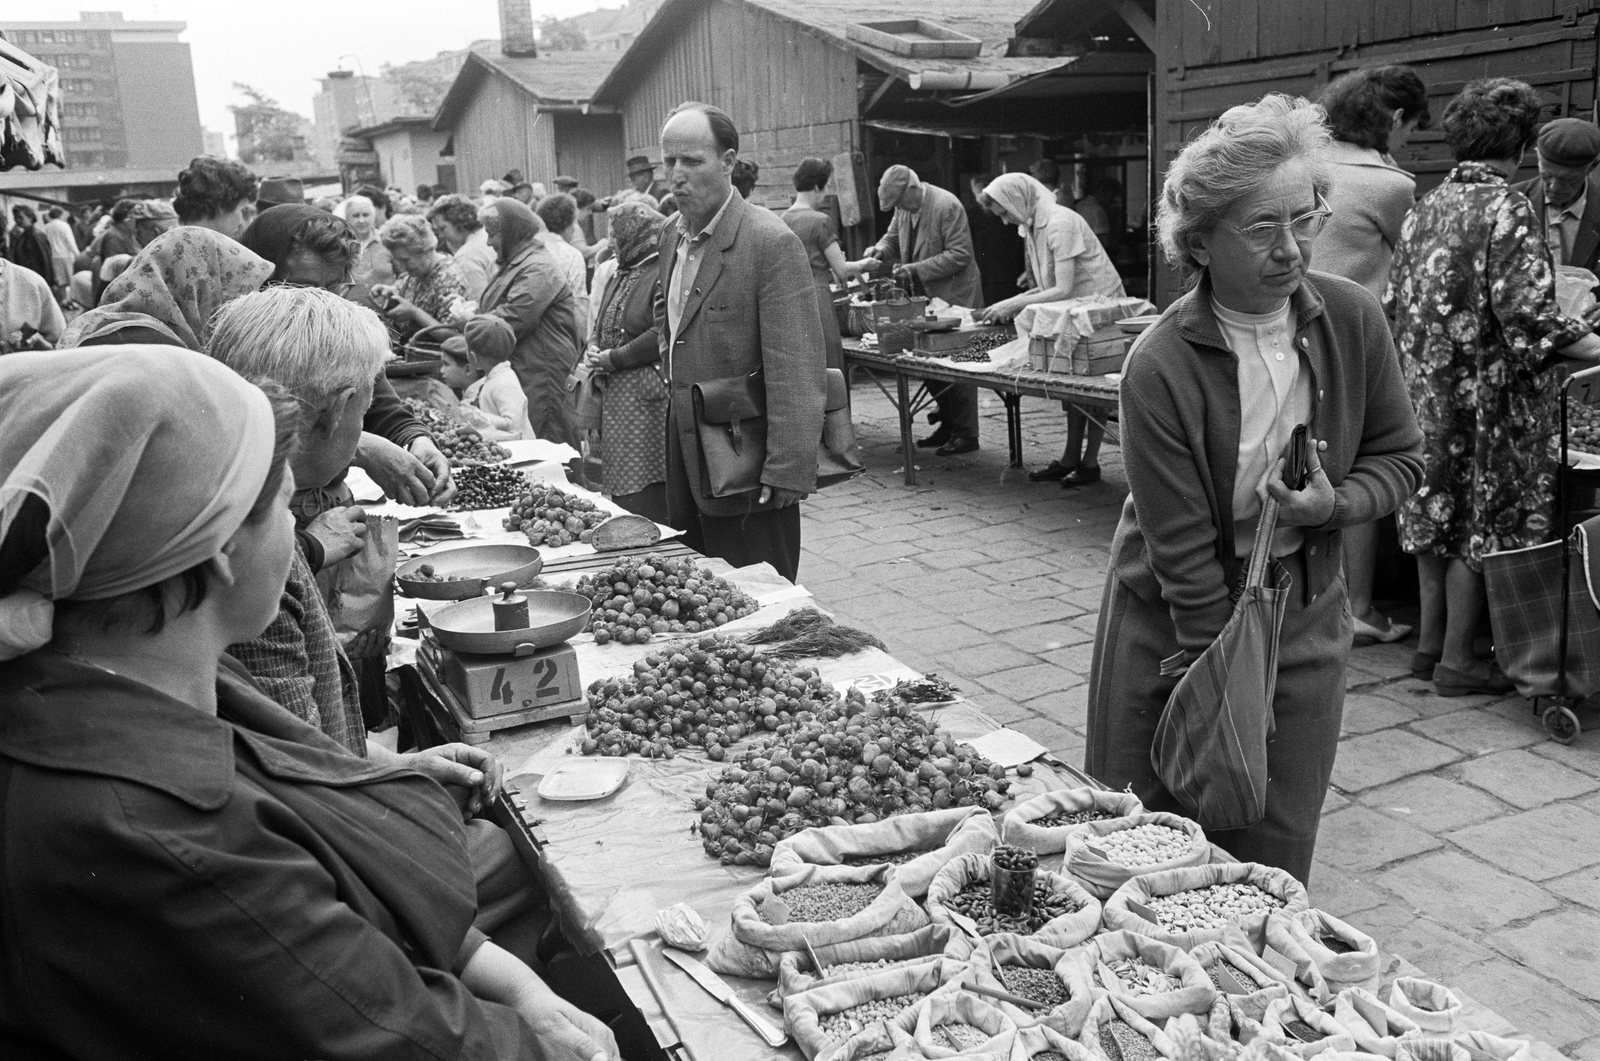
[450,197,583,447]
[60,226,274,349]
[979,172,1127,488]
[580,202,670,522]
[0,345,619,1061]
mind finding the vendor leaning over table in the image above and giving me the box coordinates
[977,172,1127,489]
[848,164,985,457]
[1085,94,1424,885]
[0,345,619,1061]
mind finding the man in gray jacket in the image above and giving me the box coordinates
[855,165,985,455]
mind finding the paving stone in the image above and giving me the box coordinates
[1314,806,1442,872]
[1306,860,1391,918]
[1450,960,1600,1049]
[965,599,1086,635]
[1528,739,1600,779]
[1345,904,1499,985]
[1374,851,1559,931]
[978,663,1083,702]
[1448,803,1600,881]
[972,539,1057,562]
[976,698,1038,726]
[906,548,977,572]
[936,643,1041,679]
[1322,788,1350,814]
[1037,642,1097,677]
[1006,622,1095,653]
[1340,691,1423,735]
[1330,730,1462,792]
[1489,909,1600,1001]
[1568,1036,1600,1061]
[1544,866,1600,908]
[1359,774,1509,834]
[1025,686,1089,731]
[1455,749,1600,810]
[883,622,988,656]
[1411,708,1547,756]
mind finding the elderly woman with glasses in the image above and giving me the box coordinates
[373,214,468,343]
[1085,94,1424,884]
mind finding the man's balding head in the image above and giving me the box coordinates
[662,102,739,231]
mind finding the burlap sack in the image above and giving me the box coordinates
[1387,979,1461,1035]
[773,923,972,1000]
[1012,1024,1098,1061]
[771,807,1000,898]
[783,961,955,1061]
[1062,813,1209,900]
[1397,1039,1470,1061]
[968,934,1096,1038]
[1264,910,1380,1002]
[1077,929,1216,1021]
[912,989,1018,1059]
[926,852,1102,949]
[1101,862,1309,951]
[1456,1032,1532,1061]
[1171,1010,1307,1061]
[1189,938,1292,1021]
[1001,788,1145,854]
[829,1022,922,1061]
[1330,988,1420,1059]
[1201,994,1265,1045]
[1079,993,1177,1061]
[1261,993,1358,1057]
[710,863,929,978]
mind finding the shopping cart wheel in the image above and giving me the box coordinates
[1542,703,1581,744]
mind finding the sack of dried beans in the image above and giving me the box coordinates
[1264,910,1380,1002]
[771,806,1000,898]
[912,989,1018,1059]
[774,923,972,1000]
[1061,812,1209,900]
[1079,993,1175,1061]
[1330,987,1421,1059]
[1261,994,1357,1057]
[709,863,929,978]
[1011,1023,1098,1061]
[967,934,1096,1038]
[1188,938,1291,1021]
[1074,929,1215,1021]
[926,852,1102,950]
[782,959,954,1061]
[1102,862,1308,952]
[1386,979,1461,1035]
[1001,788,1144,854]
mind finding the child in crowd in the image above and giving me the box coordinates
[439,316,533,440]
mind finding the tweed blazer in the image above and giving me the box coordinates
[655,191,827,517]
[1512,173,1600,274]
[871,184,984,308]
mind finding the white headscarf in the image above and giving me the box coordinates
[983,173,1060,286]
[0,345,275,660]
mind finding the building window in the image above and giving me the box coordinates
[64,101,98,118]
[62,78,96,93]
[65,126,103,142]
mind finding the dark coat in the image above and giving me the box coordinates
[654,191,827,518]
[0,652,542,1060]
[477,239,583,447]
[1512,173,1600,273]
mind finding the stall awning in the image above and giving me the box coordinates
[864,119,1074,140]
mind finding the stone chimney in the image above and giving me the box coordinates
[499,0,538,57]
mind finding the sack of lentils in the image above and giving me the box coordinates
[1001,788,1145,854]
[774,923,973,1000]
[1011,1024,1098,1061]
[969,934,1096,1038]
[1189,939,1291,1021]
[913,989,1018,1059]
[1397,1039,1470,1061]
[1061,812,1209,900]
[1264,909,1380,1003]
[1331,987,1421,1059]
[1102,862,1309,952]
[1077,929,1215,1021]
[1079,993,1175,1061]
[783,960,952,1061]
[710,863,929,978]
[1387,979,1461,1035]
[926,852,1102,949]
[770,806,1000,899]
[1262,994,1358,1057]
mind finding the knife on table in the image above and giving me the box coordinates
[661,948,789,1048]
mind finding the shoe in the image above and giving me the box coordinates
[1029,460,1078,482]
[916,425,952,449]
[1060,466,1102,488]
[1410,651,1440,681]
[1433,663,1516,697]
[936,437,979,456]
[1352,615,1413,646]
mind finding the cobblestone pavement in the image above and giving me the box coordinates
[800,380,1600,1058]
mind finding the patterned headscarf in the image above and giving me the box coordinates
[61,227,274,351]
[608,202,667,270]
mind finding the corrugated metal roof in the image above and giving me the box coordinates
[433,47,621,130]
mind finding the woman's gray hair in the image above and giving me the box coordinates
[208,287,387,408]
[1157,93,1334,279]
[378,213,437,256]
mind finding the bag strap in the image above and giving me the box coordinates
[1243,496,1282,591]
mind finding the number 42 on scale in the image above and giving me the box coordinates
[489,658,563,707]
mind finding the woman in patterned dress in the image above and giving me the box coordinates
[581,203,670,523]
[1385,78,1600,695]
[376,214,467,344]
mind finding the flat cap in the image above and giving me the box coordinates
[256,177,305,207]
[1539,118,1600,167]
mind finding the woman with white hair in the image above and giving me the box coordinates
[374,213,467,343]
[1084,94,1425,884]
[343,193,394,287]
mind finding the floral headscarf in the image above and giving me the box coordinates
[608,202,667,270]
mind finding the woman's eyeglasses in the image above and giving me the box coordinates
[1225,195,1332,252]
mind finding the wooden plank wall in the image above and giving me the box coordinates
[452,68,538,191]
[553,113,627,198]
[614,0,860,210]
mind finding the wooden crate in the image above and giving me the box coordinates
[915,324,1009,354]
[845,20,982,59]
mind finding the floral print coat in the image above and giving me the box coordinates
[1383,161,1589,569]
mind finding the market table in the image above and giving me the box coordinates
[842,339,1121,486]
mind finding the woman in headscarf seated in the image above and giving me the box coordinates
[59,226,274,350]
[374,213,468,344]
[0,344,619,1060]
[449,197,584,447]
[241,203,456,509]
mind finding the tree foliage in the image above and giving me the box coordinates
[538,16,588,51]
[229,83,305,164]
[383,63,455,115]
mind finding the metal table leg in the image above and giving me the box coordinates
[1002,393,1024,468]
[897,371,917,486]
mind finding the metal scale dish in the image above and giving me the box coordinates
[397,544,544,601]
[424,590,593,656]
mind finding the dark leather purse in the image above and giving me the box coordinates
[690,368,863,499]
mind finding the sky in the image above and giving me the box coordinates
[25,0,616,149]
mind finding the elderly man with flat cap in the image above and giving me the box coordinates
[1514,116,1600,273]
[849,165,985,455]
